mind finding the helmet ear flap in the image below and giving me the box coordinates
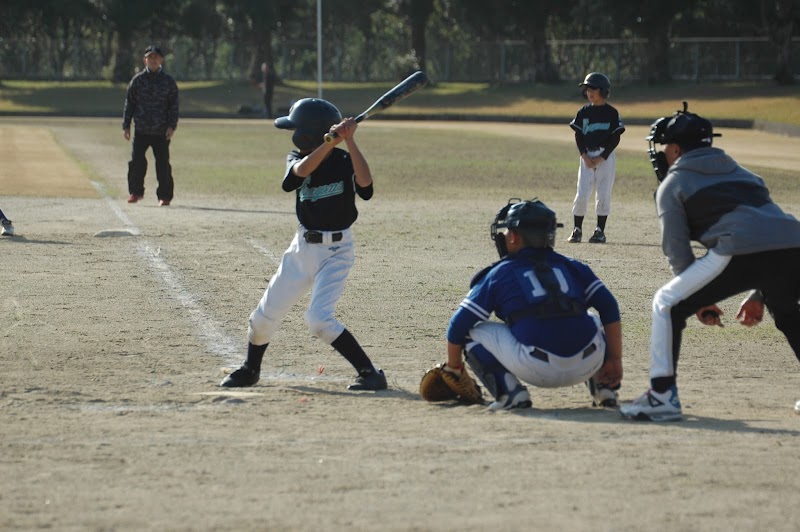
[292,130,319,151]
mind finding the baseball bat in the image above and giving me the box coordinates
[324,70,429,143]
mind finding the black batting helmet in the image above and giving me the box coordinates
[491,198,563,257]
[579,72,611,99]
[274,98,342,151]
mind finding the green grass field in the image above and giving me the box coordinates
[35,117,795,208]
[1,79,799,126]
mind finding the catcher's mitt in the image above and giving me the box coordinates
[419,363,483,404]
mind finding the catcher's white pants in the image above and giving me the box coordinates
[571,149,616,217]
[650,250,731,379]
[248,225,354,346]
[467,315,606,388]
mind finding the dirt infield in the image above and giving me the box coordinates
[1,119,798,531]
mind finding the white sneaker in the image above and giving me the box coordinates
[586,378,618,407]
[0,219,14,236]
[619,386,683,421]
[488,385,532,411]
[794,399,800,415]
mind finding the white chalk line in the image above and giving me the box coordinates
[247,237,282,265]
[92,181,240,365]
[92,183,341,381]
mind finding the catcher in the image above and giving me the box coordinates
[421,198,623,410]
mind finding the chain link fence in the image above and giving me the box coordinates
[1,35,797,83]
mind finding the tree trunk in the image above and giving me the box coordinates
[112,31,135,83]
[769,16,796,84]
[644,32,672,84]
[248,26,273,83]
[407,0,434,75]
[529,33,559,83]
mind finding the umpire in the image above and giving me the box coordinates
[620,104,800,421]
[122,45,179,206]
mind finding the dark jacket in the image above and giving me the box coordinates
[122,67,179,135]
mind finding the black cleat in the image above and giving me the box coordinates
[588,228,606,244]
[347,369,387,391]
[220,365,260,387]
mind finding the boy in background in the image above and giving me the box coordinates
[567,72,625,244]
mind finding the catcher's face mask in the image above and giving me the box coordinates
[490,199,519,259]
[647,117,671,182]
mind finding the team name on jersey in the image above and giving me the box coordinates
[581,119,611,134]
[299,180,345,202]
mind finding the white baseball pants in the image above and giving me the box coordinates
[571,149,616,217]
[248,225,354,346]
[467,315,606,388]
[649,250,731,379]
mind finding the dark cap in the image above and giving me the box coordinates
[648,103,721,151]
[664,113,717,149]
[144,45,164,57]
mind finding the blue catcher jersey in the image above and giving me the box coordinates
[448,247,619,356]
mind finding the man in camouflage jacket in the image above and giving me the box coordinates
[122,45,179,206]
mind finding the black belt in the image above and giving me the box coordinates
[531,342,597,362]
[303,230,343,244]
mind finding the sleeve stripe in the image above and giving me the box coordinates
[460,299,491,321]
[585,279,604,300]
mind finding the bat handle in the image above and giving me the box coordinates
[323,113,367,144]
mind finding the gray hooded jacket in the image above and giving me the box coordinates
[655,147,800,275]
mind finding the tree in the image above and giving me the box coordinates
[179,0,224,80]
[317,0,387,80]
[395,0,435,75]
[95,0,177,82]
[450,0,568,82]
[601,0,695,84]
[744,0,799,84]
[218,0,302,83]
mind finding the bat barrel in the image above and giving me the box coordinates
[323,71,427,144]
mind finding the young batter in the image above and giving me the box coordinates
[567,72,625,244]
[221,98,387,391]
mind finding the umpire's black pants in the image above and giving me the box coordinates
[650,247,800,392]
[127,132,174,201]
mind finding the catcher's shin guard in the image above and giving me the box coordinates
[464,342,520,399]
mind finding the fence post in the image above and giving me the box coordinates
[500,42,506,82]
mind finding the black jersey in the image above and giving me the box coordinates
[282,148,374,231]
[569,103,625,159]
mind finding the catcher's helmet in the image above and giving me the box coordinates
[274,98,342,151]
[579,72,611,98]
[491,198,563,257]
[646,101,721,181]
